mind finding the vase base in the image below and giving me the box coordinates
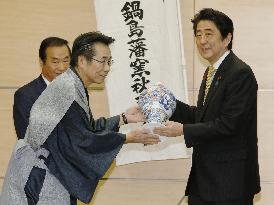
[142,122,167,142]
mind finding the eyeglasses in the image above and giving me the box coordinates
[91,58,114,66]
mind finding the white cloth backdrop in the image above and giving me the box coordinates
[94,0,191,165]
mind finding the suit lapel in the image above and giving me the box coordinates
[37,75,47,91]
[197,68,207,107]
[197,51,235,122]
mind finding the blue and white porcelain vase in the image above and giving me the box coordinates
[138,83,176,140]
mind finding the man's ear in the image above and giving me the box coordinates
[77,55,86,67]
[39,58,44,68]
[224,33,232,47]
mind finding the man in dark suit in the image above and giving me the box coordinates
[13,37,71,139]
[154,8,260,205]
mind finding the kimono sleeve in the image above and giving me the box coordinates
[43,101,125,203]
[91,115,121,132]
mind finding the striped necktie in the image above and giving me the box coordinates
[203,65,216,104]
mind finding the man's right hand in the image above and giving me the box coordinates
[153,121,184,137]
[125,128,160,145]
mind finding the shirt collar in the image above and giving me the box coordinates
[41,74,51,86]
[212,50,230,70]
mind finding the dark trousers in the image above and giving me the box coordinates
[188,195,253,205]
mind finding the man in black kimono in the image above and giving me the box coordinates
[0,32,160,205]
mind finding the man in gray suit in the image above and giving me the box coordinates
[154,8,260,205]
[13,37,71,139]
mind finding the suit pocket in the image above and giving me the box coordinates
[213,149,247,162]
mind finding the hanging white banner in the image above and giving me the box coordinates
[94,0,191,165]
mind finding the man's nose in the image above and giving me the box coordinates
[59,62,69,71]
[103,63,110,72]
[199,35,208,44]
